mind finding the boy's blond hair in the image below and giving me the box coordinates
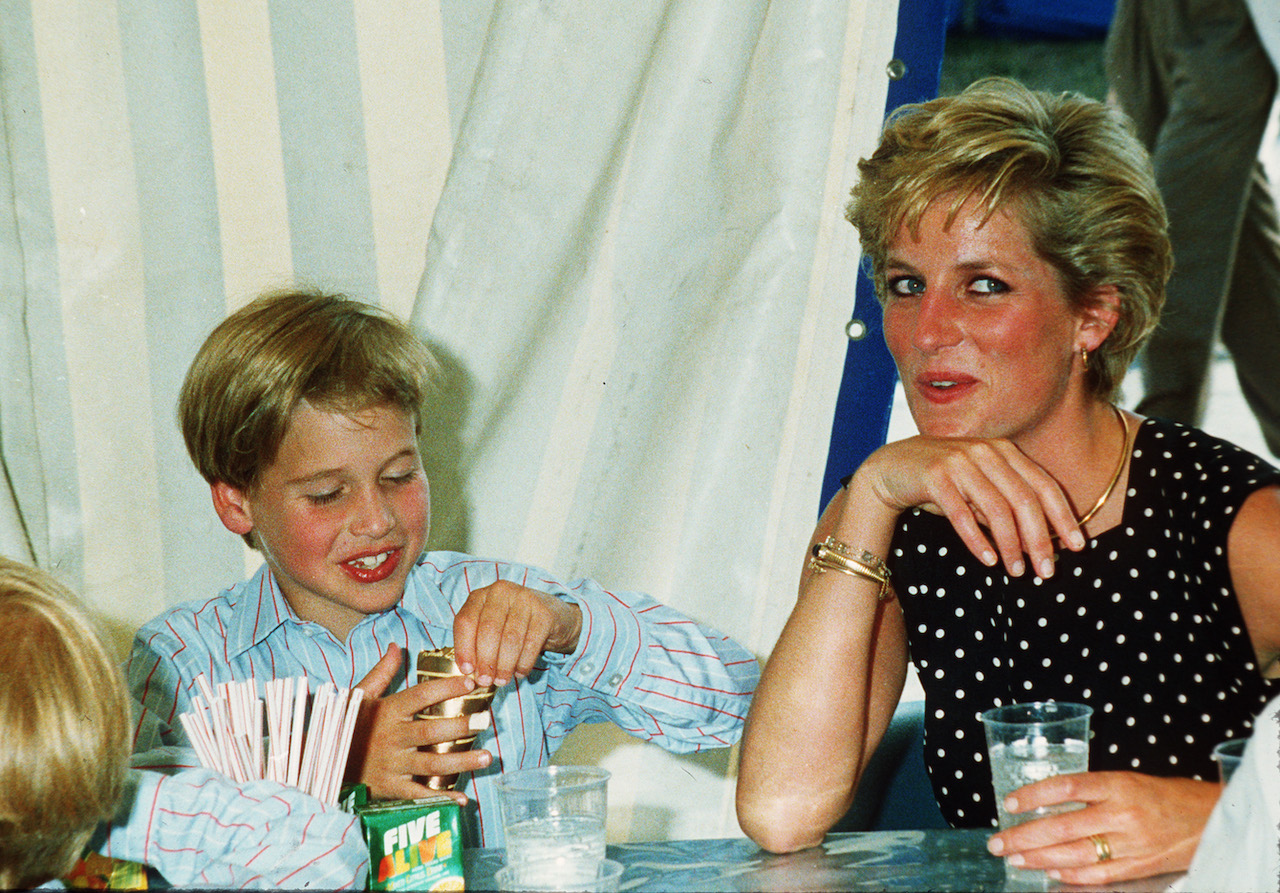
[179,290,437,499]
[847,77,1171,402]
[0,558,131,888]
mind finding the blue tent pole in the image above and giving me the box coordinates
[818,0,951,511]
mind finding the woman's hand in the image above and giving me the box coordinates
[346,643,493,802]
[857,435,1087,579]
[986,770,1220,884]
[453,581,583,687]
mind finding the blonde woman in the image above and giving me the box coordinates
[738,78,1280,885]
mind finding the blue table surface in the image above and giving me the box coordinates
[462,829,1182,892]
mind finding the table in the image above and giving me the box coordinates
[462,829,1184,892]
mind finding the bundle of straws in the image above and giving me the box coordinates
[178,674,364,805]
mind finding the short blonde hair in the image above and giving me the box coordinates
[847,77,1171,401]
[0,558,131,888]
[179,289,438,496]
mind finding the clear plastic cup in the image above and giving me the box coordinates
[495,857,623,892]
[494,766,610,870]
[1212,738,1247,784]
[981,701,1092,883]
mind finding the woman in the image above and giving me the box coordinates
[736,77,1280,885]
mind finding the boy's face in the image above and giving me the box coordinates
[213,400,430,640]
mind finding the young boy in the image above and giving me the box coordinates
[129,290,759,847]
[0,556,367,889]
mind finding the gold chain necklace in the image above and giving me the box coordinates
[1074,405,1130,529]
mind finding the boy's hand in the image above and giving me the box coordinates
[453,581,583,687]
[347,643,493,802]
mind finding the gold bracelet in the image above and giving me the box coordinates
[808,536,894,602]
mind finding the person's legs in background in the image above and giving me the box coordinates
[1108,0,1278,432]
[1220,161,1280,457]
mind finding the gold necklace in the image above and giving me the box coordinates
[1075,405,1130,528]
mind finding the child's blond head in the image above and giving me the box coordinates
[0,558,131,888]
[179,290,438,494]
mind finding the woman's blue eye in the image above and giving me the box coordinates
[971,277,1009,294]
[887,276,924,296]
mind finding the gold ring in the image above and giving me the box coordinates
[1089,833,1112,863]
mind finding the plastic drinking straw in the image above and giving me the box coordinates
[181,673,365,804]
[287,678,308,789]
[251,694,264,778]
[314,686,351,802]
[326,688,365,805]
[178,711,219,773]
[195,674,218,714]
[297,683,331,797]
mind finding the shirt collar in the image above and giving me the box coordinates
[225,554,459,656]
[400,552,463,631]
[225,563,300,658]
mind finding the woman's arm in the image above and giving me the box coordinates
[736,478,909,854]
[1228,484,1280,677]
[738,432,1088,853]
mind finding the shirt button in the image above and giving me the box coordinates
[608,674,623,687]
[579,662,594,675]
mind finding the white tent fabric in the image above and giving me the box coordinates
[1,0,900,842]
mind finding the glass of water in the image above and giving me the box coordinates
[494,765,610,888]
[981,701,1092,884]
[1212,738,1247,784]
[495,858,624,892]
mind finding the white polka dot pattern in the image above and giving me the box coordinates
[889,419,1280,828]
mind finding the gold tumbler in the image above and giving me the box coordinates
[415,647,496,790]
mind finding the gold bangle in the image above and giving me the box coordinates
[808,537,894,602]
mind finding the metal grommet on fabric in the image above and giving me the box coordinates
[886,58,907,80]
[845,318,868,341]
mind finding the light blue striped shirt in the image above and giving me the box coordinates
[87,753,368,888]
[128,552,758,848]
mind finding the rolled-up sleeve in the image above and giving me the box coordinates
[531,574,760,752]
[93,767,368,889]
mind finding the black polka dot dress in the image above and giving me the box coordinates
[889,418,1280,828]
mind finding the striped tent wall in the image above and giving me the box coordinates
[1,0,905,842]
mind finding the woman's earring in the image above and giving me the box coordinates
[1080,346,1089,369]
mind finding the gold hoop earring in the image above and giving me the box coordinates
[1080,346,1089,369]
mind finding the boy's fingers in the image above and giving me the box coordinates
[378,774,468,805]
[493,614,535,685]
[452,593,486,675]
[393,783,468,808]
[405,747,492,780]
[514,635,543,680]
[474,596,533,684]
[407,715,487,748]
[393,673,476,716]
[355,642,403,699]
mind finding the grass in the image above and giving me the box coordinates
[939,31,1109,100]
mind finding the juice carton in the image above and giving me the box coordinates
[345,786,466,891]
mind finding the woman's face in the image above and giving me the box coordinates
[882,197,1098,444]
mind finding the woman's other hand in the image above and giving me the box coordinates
[985,770,1219,884]
[856,435,1087,579]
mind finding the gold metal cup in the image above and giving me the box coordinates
[415,647,496,790]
